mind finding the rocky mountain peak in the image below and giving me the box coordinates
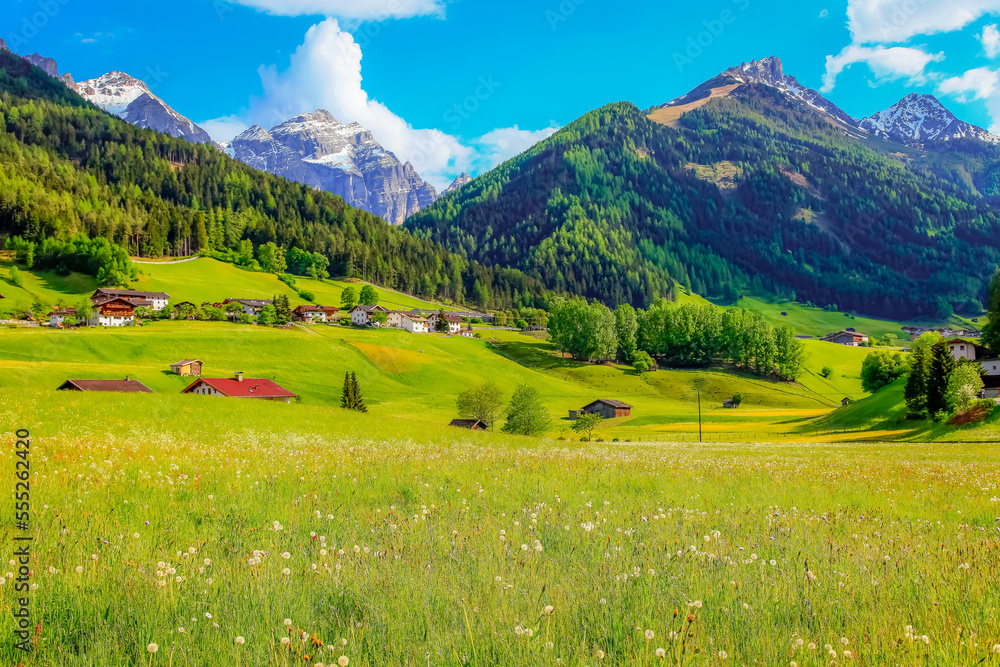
[722,56,785,86]
[0,39,9,52]
[442,172,473,196]
[227,111,438,224]
[859,93,1000,145]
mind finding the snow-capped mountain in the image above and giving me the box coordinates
[660,56,857,129]
[225,110,438,225]
[441,173,472,196]
[859,93,1000,145]
[74,71,212,144]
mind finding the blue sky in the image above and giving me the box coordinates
[6,0,1000,188]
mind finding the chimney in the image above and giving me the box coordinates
[235,371,243,382]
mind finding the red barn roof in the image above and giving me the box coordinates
[182,377,296,399]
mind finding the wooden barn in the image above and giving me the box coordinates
[58,376,154,393]
[578,399,632,419]
[170,360,203,376]
[449,419,488,431]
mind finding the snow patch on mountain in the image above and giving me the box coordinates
[441,173,473,196]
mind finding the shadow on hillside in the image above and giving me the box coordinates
[489,339,585,371]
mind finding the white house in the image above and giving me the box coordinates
[386,310,423,328]
[87,297,136,327]
[350,305,387,326]
[945,338,1000,377]
[401,313,429,333]
[48,308,76,327]
[91,288,169,312]
[428,312,462,333]
[224,299,273,316]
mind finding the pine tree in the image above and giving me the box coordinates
[340,372,353,409]
[926,341,956,417]
[904,345,928,417]
[350,372,368,413]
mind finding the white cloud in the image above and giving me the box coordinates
[821,44,943,92]
[845,0,1000,44]
[939,66,1000,101]
[982,24,1000,57]
[473,126,560,168]
[223,0,446,20]
[200,19,558,190]
[818,8,829,18]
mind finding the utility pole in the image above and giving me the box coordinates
[698,390,702,443]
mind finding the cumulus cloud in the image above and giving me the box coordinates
[200,19,558,189]
[821,44,944,92]
[818,8,829,18]
[939,66,1000,101]
[845,0,1000,44]
[223,0,446,20]
[982,24,1000,57]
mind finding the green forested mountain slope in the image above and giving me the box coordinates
[0,50,547,310]
[408,86,1000,319]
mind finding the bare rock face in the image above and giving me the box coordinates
[226,110,438,225]
[75,71,212,144]
[24,52,59,77]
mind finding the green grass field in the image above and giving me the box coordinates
[1,398,999,665]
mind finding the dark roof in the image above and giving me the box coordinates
[58,379,154,393]
[92,296,139,308]
[182,377,296,398]
[352,305,386,313]
[294,305,338,313]
[822,330,868,339]
[93,288,169,300]
[449,419,488,430]
[48,308,76,316]
[582,399,632,410]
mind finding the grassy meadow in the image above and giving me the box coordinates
[0,319,882,442]
[1,395,999,665]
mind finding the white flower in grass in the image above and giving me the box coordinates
[178,627,185,634]
[921,635,930,644]
[283,619,292,627]
[645,630,654,641]
[992,644,1000,653]
[280,637,290,645]
[543,605,554,615]
[75,566,84,574]
[283,568,291,576]
[281,552,291,560]
[235,636,245,645]
[655,648,666,658]
[147,643,158,653]
[718,650,728,659]
[337,656,350,667]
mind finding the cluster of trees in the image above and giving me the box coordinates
[340,372,367,413]
[456,381,551,436]
[861,332,989,421]
[546,297,804,380]
[339,285,379,311]
[4,234,136,286]
[0,50,551,311]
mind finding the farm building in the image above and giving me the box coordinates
[91,288,169,311]
[820,330,870,346]
[841,397,852,406]
[48,308,76,327]
[58,377,154,393]
[181,372,296,403]
[170,360,203,376]
[723,399,737,409]
[292,305,339,323]
[573,399,632,419]
[88,297,138,327]
[449,419,488,430]
[223,299,273,316]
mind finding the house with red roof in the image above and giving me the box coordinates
[181,372,296,403]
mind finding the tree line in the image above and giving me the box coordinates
[546,297,804,380]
